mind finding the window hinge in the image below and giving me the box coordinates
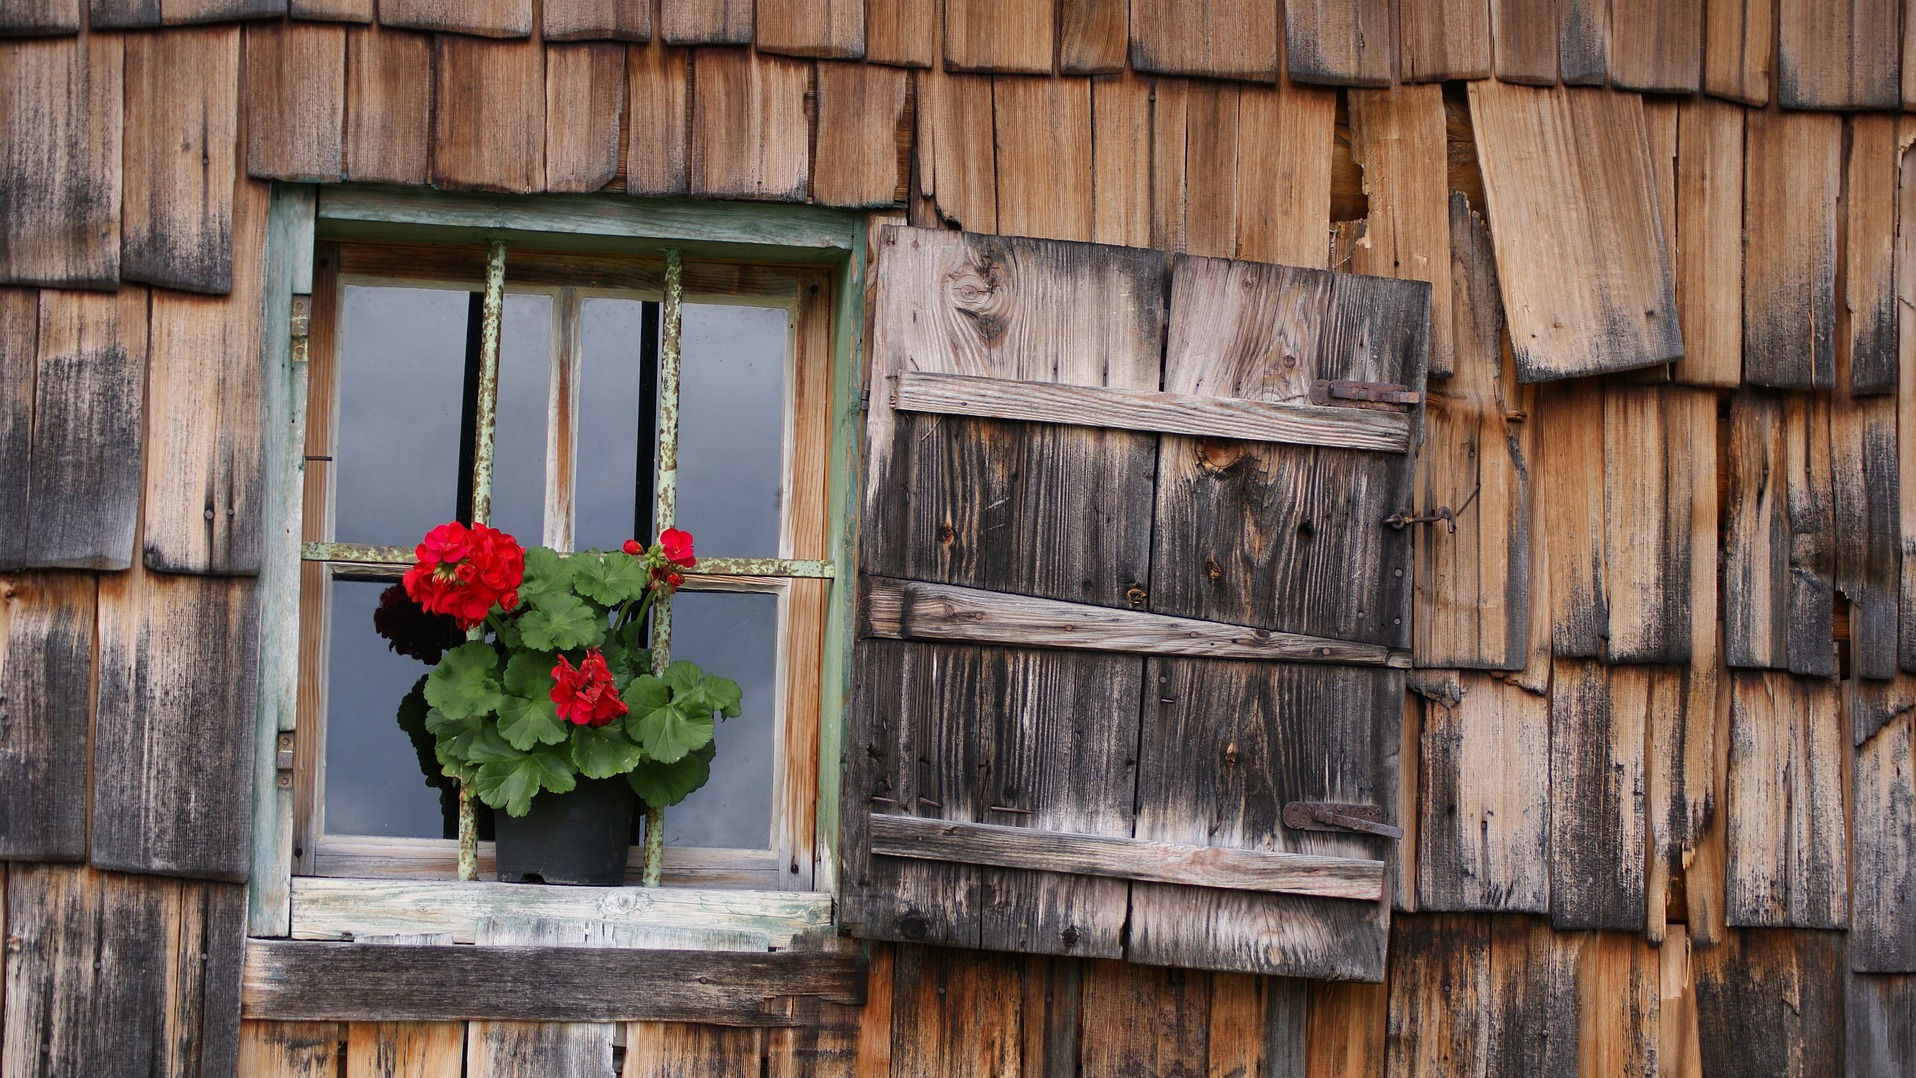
[859,380,872,412]
[290,294,312,366]
[274,732,296,790]
[1281,801,1404,841]
[1310,378,1420,406]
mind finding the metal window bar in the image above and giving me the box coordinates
[640,249,686,885]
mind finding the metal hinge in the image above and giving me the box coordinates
[1282,801,1404,840]
[1311,378,1421,406]
[289,294,312,366]
[274,732,295,790]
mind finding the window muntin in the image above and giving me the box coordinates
[292,240,831,891]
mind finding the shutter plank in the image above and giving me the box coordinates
[1396,0,1490,81]
[142,180,265,574]
[1536,380,1606,658]
[121,27,237,294]
[544,43,625,193]
[1703,0,1772,104]
[380,0,531,37]
[991,76,1092,242]
[244,21,345,183]
[1468,82,1681,382]
[1832,386,1900,681]
[687,49,810,202]
[0,288,35,567]
[756,0,861,58]
[1415,673,1549,912]
[1852,711,1916,972]
[810,62,907,208]
[1848,114,1900,396]
[1743,109,1839,390]
[1726,672,1846,928]
[544,0,650,40]
[912,67,995,231]
[1548,660,1646,930]
[1128,0,1279,81]
[944,0,1052,73]
[1347,86,1452,377]
[1284,0,1392,87]
[863,0,931,66]
[1849,974,1916,1076]
[1672,96,1744,389]
[1058,0,1125,73]
[659,0,751,45]
[0,572,95,861]
[0,0,79,33]
[625,42,688,196]
[21,288,145,570]
[1607,0,1701,92]
[1725,390,1789,669]
[1603,386,1706,663]
[432,35,544,194]
[1695,930,1845,1077]
[1777,0,1899,109]
[343,24,431,186]
[0,33,122,288]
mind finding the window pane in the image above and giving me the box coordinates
[484,292,554,546]
[334,286,468,544]
[574,297,652,550]
[661,589,778,849]
[676,303,789,557]
[322,577,460,840]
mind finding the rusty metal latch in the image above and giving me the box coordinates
[274,732,295,790]
[1282,801,1404,841]
[1311,379,1421,406]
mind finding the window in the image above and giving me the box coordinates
[255,191,862,943]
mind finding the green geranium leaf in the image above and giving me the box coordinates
[620,674,669,717]
[474,747,577,817]
[516,546,572,607]
[423,642,502,719]
[571,551,651,606]
[569,724,646,779]
[625,741,716,807]
[462,721,521,764]
[630,700,714,764]
[701,674,743,719]
[516,591,605,651]
[497,692,567,751]
[660,659,703,694]
[502,649,558,697]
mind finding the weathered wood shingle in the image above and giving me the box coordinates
[122,27,239,294]
[0,34,122,289]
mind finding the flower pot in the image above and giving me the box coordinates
[492,776,638,885]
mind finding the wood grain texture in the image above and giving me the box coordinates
[687,49,810,201]
[1852,712,1916,972]
[242,940,866,1022]
[1548,661,1646,931]
[1848,114,1900,396]
[1484,916,1584,1075]
[1129,0,1280,80]
[544,43,625,193]
[1079,958,1212,1076]
[343,23,431,185]
[467,921,614,1078]
[432,36,544,193]
[0,0,79,33]
[122,28,237,294]
[142,179,265,574]
[1088,75,1149,247]
[890,946,1023,1078]
[1783,392,1837,677]
[1383,914,1491,1074]
[1415,673,1549,912]
[1488,0,1557,84]
[1704,0,1772,103]
[345,1018,463,1078]
[624,1023,761,1077]
[1284,0,1392,86]
[1413,194,1528,670]
[1058,0,1125,72]
[943,0,1052,72]
[1468,82,1680,382]
[0,33,122,288]
[991,75,1092,241]
[1726,673,1846,928]
[93,572,260,879]
[1695,929,1845,1077]
[1777,0,1900,108]
[1,866,246,1078]
[1617,664,1687,944]
[290,0,371,19]
[1603,386,1708,663]
[1671,96,1743,389]
[243,21,345,182]
[810,62,908,207]
[756,0,860,57]
[1347,86,1452,377]
[1833,385,1900,681]
[1608,0,1701,91]
[1536,380,1606,657]
[1743,109,1839,390]
[863,0,931,65]
[544,0,649,40]
[1903,125,1916,677]
[0,288,32,567]
[161,0,286,22]
[88,0,159,26]
[238,1021,342,1077]
[625,42,689,196]
[1850,973,1916,1076]
[1396,0,1490,80]
[0,572,94,860]
[913,67,995,231]
[378,0,530,36]
[659,0,751,44]
[1725,390,1792,671]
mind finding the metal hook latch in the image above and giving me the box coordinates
[1281,801,1404,841]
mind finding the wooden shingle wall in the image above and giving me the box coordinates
[0,2,1913,1076]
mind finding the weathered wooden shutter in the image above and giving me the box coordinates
[841,227,1429,980]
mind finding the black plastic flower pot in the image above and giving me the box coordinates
[492,776,638,885]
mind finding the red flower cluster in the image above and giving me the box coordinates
[402,522,526,630]
[550,648,628,726]
[660,527,695,567]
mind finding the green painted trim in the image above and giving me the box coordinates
[316,186,860,262]
[250,183,319,938]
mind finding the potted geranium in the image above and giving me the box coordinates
[375,521,740,885]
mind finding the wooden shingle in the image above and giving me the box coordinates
[0,33,122,289]
[1703,0,1772,104]
[432,35,544,193]
[0,288,34,566]
[811,62,908,207]
[0,571,95,861]
[1396,0,1490,82]
[1671,96,1743,389]
[0,0,79,34]
[343,23,432,185]
[1726,672,1846,928]
[1089,75,1150,247]
[290,0,373,20]
[1415,674,1549,912]
[1536,380,1606,657]
[1832,384,1900,681]
[1847,114,1900,396]
[944,0,1052,73]
[1284,0,1392,87]
[1549,660,1646,931]
[1696,930,1845,1076]
[912,66,994,231]
[122,27,239,294]
[757,0,862,58]
[1603,387,1712,664]
[1129,0,1279,81]
[659,0,751,45]
[864,0,931,66]
[991,77,1091,241]
[162,0,286,21]
[624,41,688,195]
[243,20,345,182]
[544,43,625,193]
[687,49,809,201]
[379,0,532,38]
[1058,0,1125,73]
[1608,0,1701,92]
[1777,0,1900,109]
[1852,710,1916,971]
[1743,109,1839,390]
[544,0,650,41]
[88,0,159,26]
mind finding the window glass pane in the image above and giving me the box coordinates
[322,577,460,840]
[334,286,468,544]
[484,292,553,546]
[676,303,789,557]
[574,297,652,551]
[661,589,778,849]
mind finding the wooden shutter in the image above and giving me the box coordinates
[841,227,1429,980]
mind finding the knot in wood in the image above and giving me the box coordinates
[937,523,956,545]
[1125,585,1147,606]
[1194,438,1245,474]
[1205,559,1223,582]
[945,258,1010,340]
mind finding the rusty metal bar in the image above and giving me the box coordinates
[687,557,834,578]
[640,249,686,888]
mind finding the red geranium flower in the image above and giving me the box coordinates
[659,527,696,568]
[550,648,629,727]
[622,539,642,556]
[402,521,526,631]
